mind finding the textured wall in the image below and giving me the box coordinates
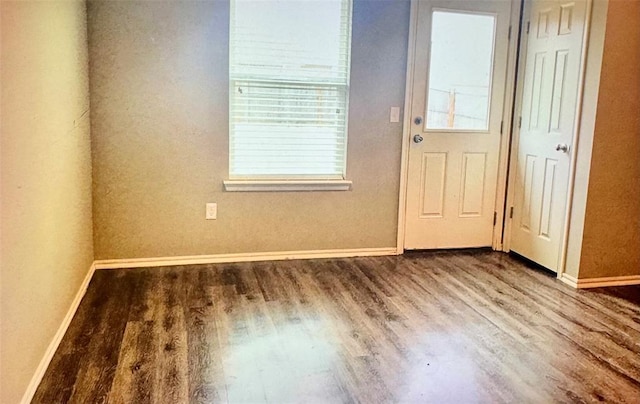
[0,1,94,402]
[88,0,410,260]
[578,0,640,279]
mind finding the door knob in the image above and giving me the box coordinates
[555,143,569,153]
[413,134,424,143]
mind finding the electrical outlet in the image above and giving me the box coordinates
[206,203,217,220]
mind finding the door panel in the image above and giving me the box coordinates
[404,0,511,249]
[459,153,487,217]
[509,0,587,271]
[419,152,447,218]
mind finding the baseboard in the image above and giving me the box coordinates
[559,273,640,289]
[574,274,640,289]
[20,262,96,404]
[94,247,399,270]
[559,273,579,288]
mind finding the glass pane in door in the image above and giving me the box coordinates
[426,11,496,131]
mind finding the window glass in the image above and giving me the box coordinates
[229,0,352,178]
[426,11,496,131]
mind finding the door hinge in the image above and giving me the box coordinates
[508,25,512,40]
[500,120,504,134]
[493,212,498,226]
[526,21,530,35]
[509,207,514,219]
[518,116,522,128]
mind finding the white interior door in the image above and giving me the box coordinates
[509,0,587,271]
[404,0,512,249]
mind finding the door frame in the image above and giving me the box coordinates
[502,0,595,280]
[396,0,523,254]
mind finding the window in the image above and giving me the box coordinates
[227,0,353,189]
[426,11,496,131]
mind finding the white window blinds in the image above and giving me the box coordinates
[229,0,353,179]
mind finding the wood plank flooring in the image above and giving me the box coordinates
[33,250,640,403]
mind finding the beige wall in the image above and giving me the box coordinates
[0,0,635,401]
[0,1,94,402]
[88,0,410,260]
[578,0,640,279]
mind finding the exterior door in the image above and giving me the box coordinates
[509,0,587,271]
[404,0,512,249]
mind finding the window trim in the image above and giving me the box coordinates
[223,179,352,192]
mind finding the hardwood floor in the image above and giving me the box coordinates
[33,251,640,403]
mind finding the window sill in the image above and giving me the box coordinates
[223,179,352,192]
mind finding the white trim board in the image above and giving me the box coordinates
[559,273,580,288]
[20,263,96,404]
[560,273,640,289]
[223,179,352,192]
[395,0,419,255]
[94,247,398,270]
